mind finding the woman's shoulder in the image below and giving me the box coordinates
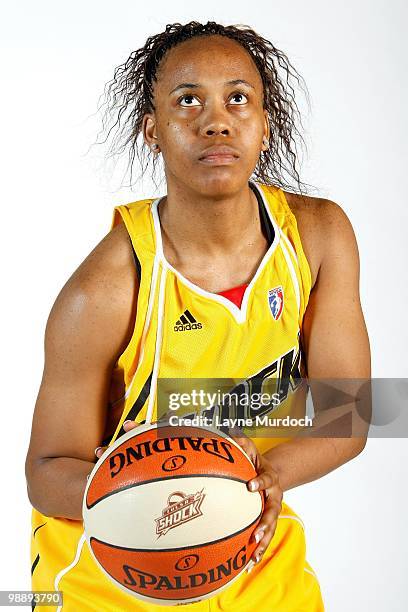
[283,189,346,219]
[66,221,136,300]
[47,221,138,361]
[282,190,356,289]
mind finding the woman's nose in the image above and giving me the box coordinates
[200,104,232,137]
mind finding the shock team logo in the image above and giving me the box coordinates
[155,490,205,538]
[268,286,284,320]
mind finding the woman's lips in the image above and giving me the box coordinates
[198,153,239,165]
[198,145,240,165]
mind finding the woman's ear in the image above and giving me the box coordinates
[262,110,270,151]
[142,114,160,153]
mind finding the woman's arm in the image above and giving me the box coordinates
[263,198,371,490]
[238,198,371,566]
[25,222,138,520]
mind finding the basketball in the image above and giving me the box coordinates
[82,423,264,606]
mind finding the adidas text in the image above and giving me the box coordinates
[174,322,203,332]
[174,309,202,332]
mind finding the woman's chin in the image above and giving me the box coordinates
[188,169,250,198]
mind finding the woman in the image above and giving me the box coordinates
[25,21,370,611]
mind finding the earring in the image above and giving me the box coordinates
[262,136,269,150]
[150,143,160,152]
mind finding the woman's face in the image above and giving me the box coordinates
[143,35,269,197]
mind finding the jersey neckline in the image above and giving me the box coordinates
[150,179,282,324]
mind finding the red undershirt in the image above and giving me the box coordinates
[217,282,249,308]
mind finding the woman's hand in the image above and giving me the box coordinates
[231,434,283,567]
[94,420,137,459]
[95,424,283,567]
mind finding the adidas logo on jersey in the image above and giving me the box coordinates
[174,310,203,332]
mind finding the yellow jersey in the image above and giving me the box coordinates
[30,180,324,611]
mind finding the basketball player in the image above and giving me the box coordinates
[25,21,371,611]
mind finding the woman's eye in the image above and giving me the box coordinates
[179,95,201,107]
[229,92,248,105]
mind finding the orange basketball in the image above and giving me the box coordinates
[83,423,264,606]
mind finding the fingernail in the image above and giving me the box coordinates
[94,447,102,457]
[249,481,258,491]
[246,562,254,574]
[255,530,264,543]
[123,420,132,426]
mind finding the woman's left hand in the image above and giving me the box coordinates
[94,420,138,459]
[231,434,283,567]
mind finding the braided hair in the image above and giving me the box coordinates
[94,20,312,194]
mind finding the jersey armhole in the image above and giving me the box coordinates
[129,235,141,283]
[107,205,144,379]
[111,207,141,283]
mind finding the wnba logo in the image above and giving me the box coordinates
[268,286,284,320]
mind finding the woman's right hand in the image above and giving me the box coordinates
[94,420,138,459]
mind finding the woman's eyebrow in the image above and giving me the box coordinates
[169,82,199,94]
[227,79,255,89]
[169,79,255,95]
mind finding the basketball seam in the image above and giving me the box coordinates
[89,511,262,554]
[86,472,251,510]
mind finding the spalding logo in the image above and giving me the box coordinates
[162,455,187,472]
[122,546,247,590]
[175,554,200,571]
[155,490,205,538]
[109,437,235,479]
